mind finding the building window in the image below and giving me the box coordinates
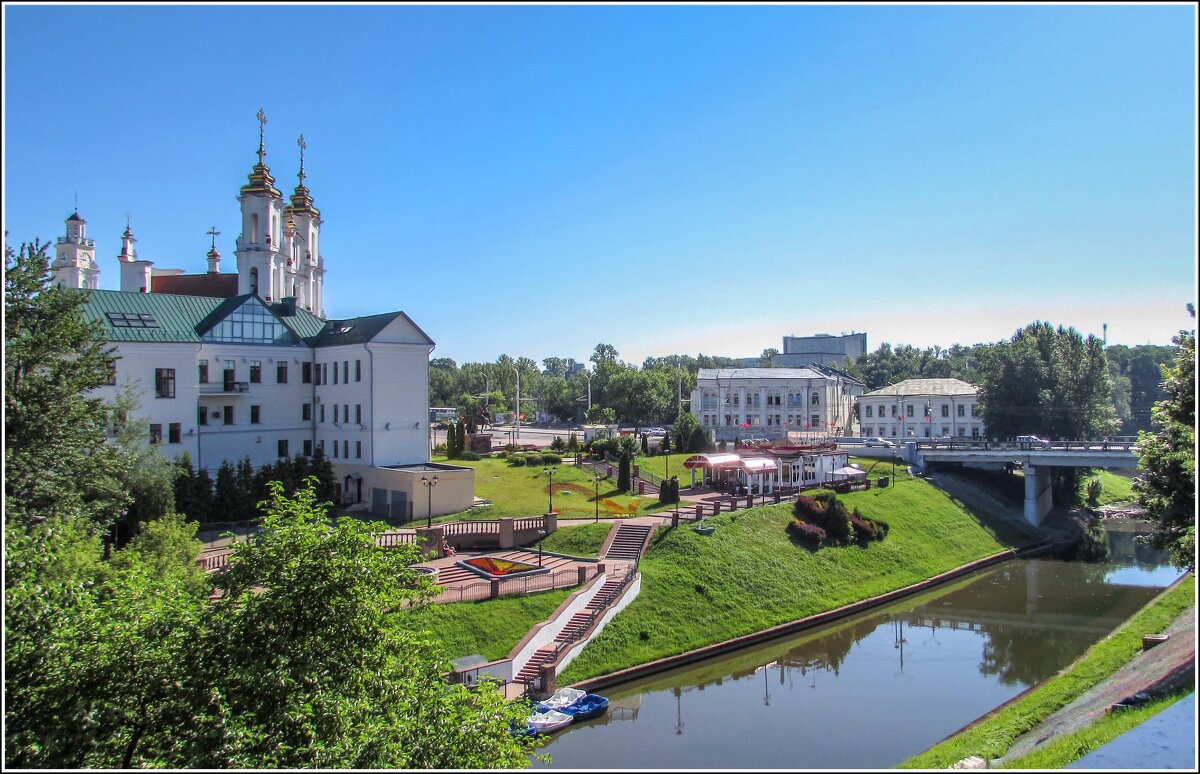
[941,404,950,417]
[223,360,236,391]
[343,361,349,383]
[314,362,322,385]
[866,405,874,418]
[169,423,181,444]
[198,406,208,426]
[303,403,312,421]
[733,395,739,405]
[333,363,339,384]
[198,359,209,384]
[149,424,162,445]
[250,361,262,383]
[811,414,819,428]
[343,404,349,424]
[333,404,339,423]
[972,427,980,438]
[890,405,897,417]
[277,361,288,383]
[906,405,914,417]
[155,368,176,398]
[223,406,234,425]
[864,427,872,436]
[106,362,118,385]
[251,405,261,424]
[333,441,339,458]
[302,361,312,383]
[320,404,325,422]
[303,439,312,456]
[356,441,362,459]
[355,404,362,424]
[200,297,292,344]
[278,439,289,458]
[355,359,362,382]
[971,404,981,417]
[343,440,349,458]
[957,404,966,417]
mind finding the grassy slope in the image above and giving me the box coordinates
[559,477,1038,683]
[413,588,574,662]
[539,521,613,558]
[900,576,1195,768]
[1079,469,1137,506]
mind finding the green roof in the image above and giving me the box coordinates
[83,290,224,343]
[82,290,413,348]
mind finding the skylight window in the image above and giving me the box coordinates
[106,312,160,328]
[333,325,354,335]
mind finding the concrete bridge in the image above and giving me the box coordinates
[900,440,1139,526]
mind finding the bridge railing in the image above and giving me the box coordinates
[913,439,1138,452]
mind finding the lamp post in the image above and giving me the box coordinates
[594,471,602,522]
[536,528,547,567]
[543,465,557,514]
[511,365,521,440]
[421,474,439,528]
[584,370,593,415]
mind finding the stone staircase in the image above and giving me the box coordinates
[514,573,629,687]
[603,523,652,562]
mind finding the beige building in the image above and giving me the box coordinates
[857,378,984,440]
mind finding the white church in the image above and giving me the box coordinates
[49,114,474,520]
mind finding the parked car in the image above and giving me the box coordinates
[863,437,896,448]
[1016,435,1049,449]
[642,427,667,436]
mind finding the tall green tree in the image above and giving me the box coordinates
[4,240,129,530]
[1134,325,1195,569]
[615,434,638,493]
[979,322,1118,505]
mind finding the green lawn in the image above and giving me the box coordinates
[433,456,674,521]
[539,521,613,558]
[558,476,1038,683]
[412,588,574,662]
[901,576,1195,768]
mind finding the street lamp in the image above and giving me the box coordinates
[536,528,547,567]
[594,471,603,522]
[584,370,593,415]
[511,365,521,440]
[421,474,439,528]
[543,465,557,514]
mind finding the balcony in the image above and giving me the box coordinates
[199,381,250,396]
[56,236,95,247]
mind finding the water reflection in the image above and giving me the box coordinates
[534,541,1181,769]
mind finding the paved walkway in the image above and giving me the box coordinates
[1067,692,1196,769]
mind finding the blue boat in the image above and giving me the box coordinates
[559,693,609,721]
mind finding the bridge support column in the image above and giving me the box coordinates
[1023,465,1053,526]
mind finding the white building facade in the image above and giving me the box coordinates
[691,367,865,442]
[856,378,984,440]
[54,117,472,517]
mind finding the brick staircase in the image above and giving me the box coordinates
[513,574,628,686]
[603,523,652,562]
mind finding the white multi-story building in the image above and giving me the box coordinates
[856,378,984,440]
[51,117,473,519]
[691,367,865,441]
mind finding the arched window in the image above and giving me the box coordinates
[811,391,820,406]
[250,213,259,244]
[249,267,259,295]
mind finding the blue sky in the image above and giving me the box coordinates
[4,3,1195,366]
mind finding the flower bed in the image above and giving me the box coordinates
[458,555,549,580]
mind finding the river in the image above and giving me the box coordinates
[532,522,1183,769]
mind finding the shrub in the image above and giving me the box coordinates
[459,450,481,461]
[796,491,852,544]
[525,454,544,466]
[718,440,727,452]
[850,513,877,544]
[1086,476,1104,504]
[787,519,826,546]
[566,432,579,453]
[550,436,566,452]
[504,443,521,453]
[873,517,890,540]
[508,455,527,467]
[432,443,447,454]
[541,453,562,465]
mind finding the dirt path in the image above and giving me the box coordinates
[995,587,1196,764]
